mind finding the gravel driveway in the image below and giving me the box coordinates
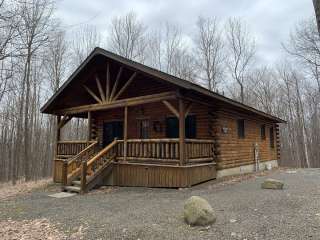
[1,168,320,240]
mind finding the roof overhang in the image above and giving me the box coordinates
[41,47,286,123]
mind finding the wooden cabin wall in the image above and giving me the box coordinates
[93,100,211,146]
[214,111,277,170]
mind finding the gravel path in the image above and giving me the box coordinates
[1,168,320,240]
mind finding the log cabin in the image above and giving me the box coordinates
[41,47,285,193]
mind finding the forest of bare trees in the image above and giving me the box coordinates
[0,0,319,183]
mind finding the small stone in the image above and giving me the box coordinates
[261,179,284,190]
[230,219,237,223]
[183,196,216,226]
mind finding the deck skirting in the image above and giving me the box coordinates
[104,162,217,188]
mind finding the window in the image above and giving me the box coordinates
[260,124,266,140]
[166,115,197,138]
[166,117,179,138]
[270,127,275,148]
[237,119,245,139]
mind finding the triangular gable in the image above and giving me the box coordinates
[41,47,285,123]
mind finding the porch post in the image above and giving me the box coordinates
[54,115,61,183]
[56,115,61,154]
[124,106,128,161]
[87,111,92,141]
[179,99,185,165]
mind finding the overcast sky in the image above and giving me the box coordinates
[55,0,315,65]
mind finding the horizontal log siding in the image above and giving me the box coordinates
[94,100,210,145]
[215,111,277,170]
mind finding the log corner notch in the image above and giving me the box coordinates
[83,63,137,104]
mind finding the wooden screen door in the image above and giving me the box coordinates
[102,121,123,146]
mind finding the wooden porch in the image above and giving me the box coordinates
[54,138,217,192]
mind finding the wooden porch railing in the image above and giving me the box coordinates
[62,141,99,186]
[116,138,215,164]
[185,139,215,163]
[57,140,95,157]
[117,138,180,164]
[80,139,119,193]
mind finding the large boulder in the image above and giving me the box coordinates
[183,196,216,226]
[261,178,284,190]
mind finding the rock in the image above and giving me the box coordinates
[183,196,216,226]
[261,178,284,190]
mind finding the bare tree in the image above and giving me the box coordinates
[44,30,67,93]
[145,22,196,81]
[15,0,55,181]
[247,67,278,114]
[69,24,101,140]
[285,18,320,92]
[70,24,101,68]
[108,11,147,62]
[226,18,256,103]
[313,0,320,33]
[0,0,20,61]
[147,29,162,70]
[195,16,225,91]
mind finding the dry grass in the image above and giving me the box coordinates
[0,178,52,200]
[0,218,85,240]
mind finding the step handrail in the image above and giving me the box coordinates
[80,139,119,193]
[86,139,118,167]
[62,141,98,186]
[68,141,98,166]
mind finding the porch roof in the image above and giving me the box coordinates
[41,47,286,123]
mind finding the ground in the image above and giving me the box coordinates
[0,168,320,240]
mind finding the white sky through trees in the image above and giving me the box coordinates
[55,0,314,65]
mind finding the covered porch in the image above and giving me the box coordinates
[53,92,218,190]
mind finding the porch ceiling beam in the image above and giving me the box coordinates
[106,63,110,102]
[110,66,123,101]
[162,100,179,118]
[185,102,193,118]
[113,72,137,101]
[95,76,106,102]
[58,115,72,129]
[83,85,102,104]
[53,91,177,115]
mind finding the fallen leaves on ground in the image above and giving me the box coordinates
[0,218,86,240]
[0,179,52,200]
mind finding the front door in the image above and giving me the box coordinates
[102,121,123,146]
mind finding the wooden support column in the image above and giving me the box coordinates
[56,115,61,142]
[87,111,92,141]
[55,115,61,158]
[54,115,61,183]
[179,99,185,165]
[80,161,87,194]
[124,106,128,161]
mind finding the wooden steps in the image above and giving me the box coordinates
[72,180,81,186]
[63,185,81,193]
